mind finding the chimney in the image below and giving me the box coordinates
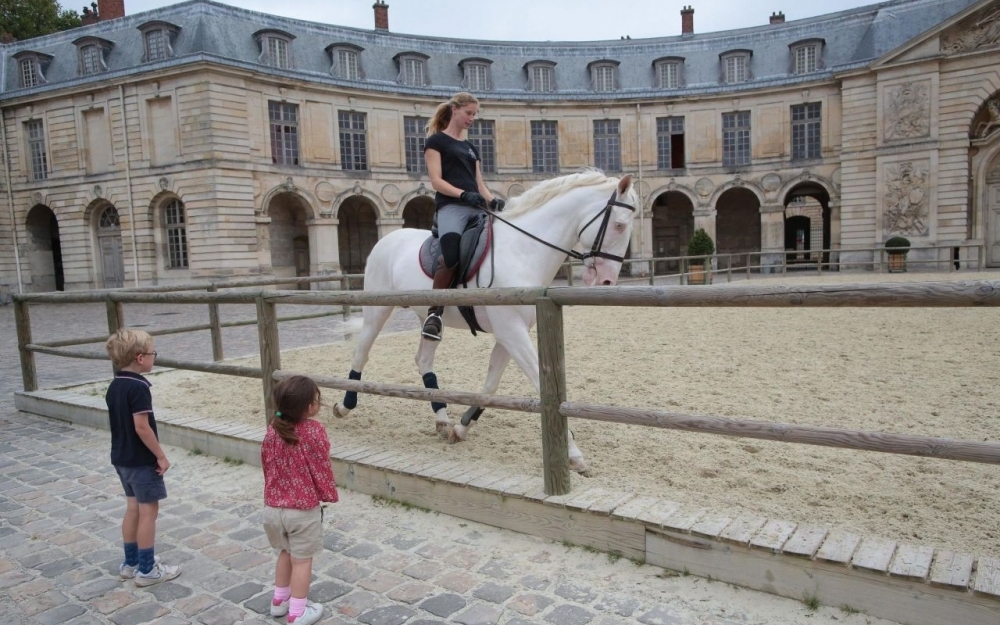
[770,11,785,24]
[681,6,694,35]
[373,0,389,31]
[81,3,98,26]
[98,0,125,20]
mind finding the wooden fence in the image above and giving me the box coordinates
[13,278,1000,497]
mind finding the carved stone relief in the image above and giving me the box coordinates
[975,97,1000,139]
[508,183,525,197]
[883,81,930,142]
[761,173,782,192]
[695,178,714,197]
[883,160,930,236]
[941,7,1000,54]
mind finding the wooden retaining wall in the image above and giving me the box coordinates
[16,387,1000,625]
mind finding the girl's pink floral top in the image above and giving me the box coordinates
[261,419,339,509]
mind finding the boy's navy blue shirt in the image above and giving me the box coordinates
[106,371,158,467]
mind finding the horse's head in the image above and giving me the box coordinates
[579,174,638,286]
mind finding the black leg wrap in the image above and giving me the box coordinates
[461,406,485,427]
[422,372,447,413]
[342,369,362,409]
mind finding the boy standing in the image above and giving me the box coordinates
[104,329,180,587]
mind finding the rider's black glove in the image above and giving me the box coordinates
[460,191,486,208]
[489,198,506,212]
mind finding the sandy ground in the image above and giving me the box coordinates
[73,271,1000,558]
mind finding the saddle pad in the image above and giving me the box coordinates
[418,216,492,285]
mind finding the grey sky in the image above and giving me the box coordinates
[123,0,882,41]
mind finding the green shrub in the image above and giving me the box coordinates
[687,228,715,259]
[885,235,911,253]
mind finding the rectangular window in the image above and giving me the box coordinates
[338,111,368,171]
[338,49,359,80]
[593,65,616,92]
[164,200,189,269]
[145,30,168,62]
[795,45,817,74]
[26,120,48,181]
[724,55,747,83]
[81,45,101,75]
[722,111,751,166]
[402,58,424,86]
[268,37,288,68]
[404,116,427,173]
[20,59,37,88]
[658,62,678,89]
[468,119,495,174]
[791,103,822,160]
[656,116,686,170]
[531,120,558,173]
[268,101,299,165]
[465,63,489,91]
[530,65,554,92]
[593,119,621,172]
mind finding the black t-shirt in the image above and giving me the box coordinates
[424,132,480,210]
[106,371,159,467]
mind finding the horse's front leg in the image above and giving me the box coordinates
[334,305,394,418]
[451,342,512,442]
[415,333,452,438]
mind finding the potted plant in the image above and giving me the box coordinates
[885,235,910,273]
[686,228,715,285]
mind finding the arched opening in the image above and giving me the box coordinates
[402,196,435,230]
[268,192,312,289]
[651,191,694,274]
[973,93,1000,267]
[986,150,1000,266]
[25,205,63,292]
[338,196,379,287]
[783,182,831,266]
[715,188,760,268]
[96,204,125,288]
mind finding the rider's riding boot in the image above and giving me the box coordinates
[422,259,456,341]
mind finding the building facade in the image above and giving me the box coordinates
[1,0,999,292]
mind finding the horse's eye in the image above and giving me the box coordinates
[614,222,626,232]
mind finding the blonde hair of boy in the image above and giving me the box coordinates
[105,329,153,371]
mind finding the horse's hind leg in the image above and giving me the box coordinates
[334,305,394,417]
[415,335,452,437]
[452,342,511,442]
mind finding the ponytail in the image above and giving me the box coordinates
[426,91,479,135]
[270,375,321,445]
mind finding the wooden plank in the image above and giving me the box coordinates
[750,519,796,552]
[255,297,280,426]
[443,465,497,487]
[973,556,1000,598]
[888,544,934,581]
[488,474,534,495]
[662,506,707,532]
[562,487,612,512]
[815,531,862,565]
[851,537,897,573]
[609,495,658,521]
[207,284,224,361]
[635,499,681,528]
[466,472,513,491]
[587,491,636,516]
[782,526,828,558]
[14,300,37,392]
[719,515,767,546]
[355,450,401,467]
[502,476,544,498]
[690,513,733,539]
[536,297,569,496]
[929,550,974,590]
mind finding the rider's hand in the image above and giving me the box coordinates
[489,198,506,212]
[460,191,486,208]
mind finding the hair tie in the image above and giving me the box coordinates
[275,411,283,419]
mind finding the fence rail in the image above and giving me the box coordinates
[14,276,1000,496]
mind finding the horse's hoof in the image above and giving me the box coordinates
[333,403,351,418]
[569,455,588,474]
[435,420,452,439]
[449,423,468,443]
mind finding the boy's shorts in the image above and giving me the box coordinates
[263,506,323,559]
[115,465,167,504]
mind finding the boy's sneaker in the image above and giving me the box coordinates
[287,602,323,625]
[134,562,181,587]
[118,555,160,579]
[270,598,289,617]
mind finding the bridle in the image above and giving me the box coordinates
[486,188,637,267]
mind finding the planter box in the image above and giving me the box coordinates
[688,263,711,285]
[888,252,907,273]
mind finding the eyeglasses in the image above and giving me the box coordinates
[141,352,158,358]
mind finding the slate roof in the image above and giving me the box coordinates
[0,0,983,100]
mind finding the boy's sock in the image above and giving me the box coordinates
[288,597,307,620]
[137,547,156,575]
[123,542,139,567]
[274,586,291,602]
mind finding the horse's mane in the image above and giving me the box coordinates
[502,169,617,217]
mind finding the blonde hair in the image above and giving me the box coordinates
[426,92,479,135]
[105,329,153,370]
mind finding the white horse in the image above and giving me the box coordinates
[334,170,638,472]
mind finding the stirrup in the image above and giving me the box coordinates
[421,313,442,341]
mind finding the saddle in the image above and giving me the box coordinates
[418,212,493,335]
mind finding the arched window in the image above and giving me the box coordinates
[163,199,189,269]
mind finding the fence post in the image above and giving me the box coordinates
[566,264,574,286]
[341,275,351,320]
[207,284,224,361]
[105,297,125,334]
[14,299,37,392]
[256,295,281,425]
[536,296,570,496]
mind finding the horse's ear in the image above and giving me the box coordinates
[618,174,633,195]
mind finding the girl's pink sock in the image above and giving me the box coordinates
[288,596,307,619]
[273,586,291,603]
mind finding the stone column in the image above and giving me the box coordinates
[255,215,272,275]
[308,217,341,290]
[379,218,404,239]
[693,208,716,272]
[759,204,785,273]
[828,199,841,269]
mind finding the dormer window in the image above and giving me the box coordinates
[327,43,364,80]
[790,39,825,75]
[253,29,296,69]
[460,58,492,92]
[394,52,429,86]
[653,57,684,89]
[720,50,752,84]
[73,36,114,76]
[524,60,556,93]
[12,51,53,89]
[138,21,180,63]
[588,60,619,92]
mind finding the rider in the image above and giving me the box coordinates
[422,92,505,341]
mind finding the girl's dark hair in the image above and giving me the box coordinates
[270,375,321,445]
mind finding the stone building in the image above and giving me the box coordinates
[1,0,999,292]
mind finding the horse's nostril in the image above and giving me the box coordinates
[601,279,613,286]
